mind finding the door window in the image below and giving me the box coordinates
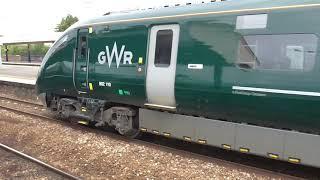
[154,30,173,67]
[79,35,88,59]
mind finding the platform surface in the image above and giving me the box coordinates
[0,64,39,85]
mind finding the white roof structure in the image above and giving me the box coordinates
[0,32,62,64]
[0,32,62,45]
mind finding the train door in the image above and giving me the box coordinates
[73,28,90,94]
[146,24,180,110]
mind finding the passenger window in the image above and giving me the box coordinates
[79,36,87,58]
[154,30,173,67]
[237,34,318,72]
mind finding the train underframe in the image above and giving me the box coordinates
[39,93,320,168]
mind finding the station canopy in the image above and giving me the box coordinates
[0,32,63,63]
[0,32,62,45]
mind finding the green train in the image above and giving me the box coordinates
[36,0,320,167]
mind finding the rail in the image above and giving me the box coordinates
[0,143,81,180]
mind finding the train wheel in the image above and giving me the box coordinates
[103,107,141,139]
[122,113,141,139]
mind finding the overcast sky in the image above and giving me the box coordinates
[0,0,206,37]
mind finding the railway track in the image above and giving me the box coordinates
[0,95,43,107]
[0,96,316,179]
[0,143,80,180]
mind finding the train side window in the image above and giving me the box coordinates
[55,35,69,49]
[154,30,173,67]
[237,34,318,72]
[79,36,87,58]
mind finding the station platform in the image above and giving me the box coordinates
[0,64,39,85]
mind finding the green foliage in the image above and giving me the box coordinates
[0,46,4,59]
[55,14,79,32]
[1,44,50,56]
[30,44,50,55]
[10,45,28,55]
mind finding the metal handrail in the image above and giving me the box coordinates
[72,48,88,94]
[86,48,90,90]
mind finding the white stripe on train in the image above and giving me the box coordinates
[233,86,320,97]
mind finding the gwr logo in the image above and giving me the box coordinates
[98,42,133,68]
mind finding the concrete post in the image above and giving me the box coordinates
[27,44,31,63]
[5,45,8,62]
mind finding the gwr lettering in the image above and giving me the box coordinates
[98,42,133,68]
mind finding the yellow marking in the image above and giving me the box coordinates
[138,57,143,64]
[198,139,207,144]
[88,27,93,33]
[288,157,301,164]
[183,136,192,141]
[152,130,159,134]
[163,132,171,137]
[79,3,320,28]
[81,107,87,112]
[222,144,231,150]
[140,128,147,132]
[268,153,279,159]
[89,83,94,91]
[78,121,89,125]
[239,147,250,153]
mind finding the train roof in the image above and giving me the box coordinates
[67,0,320,31]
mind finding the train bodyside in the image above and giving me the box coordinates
[36,0,320,167]
[176,8,320,133]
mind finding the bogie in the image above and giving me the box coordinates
[49,95,141,138]
[98,107,140,137]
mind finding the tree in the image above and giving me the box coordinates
[30,44,50,55]
[55,14,79,32]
